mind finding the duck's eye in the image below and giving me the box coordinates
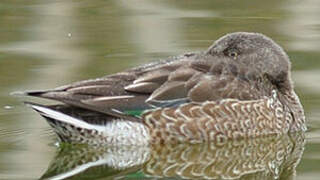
[228,51,238,58]
[223,48,239,59]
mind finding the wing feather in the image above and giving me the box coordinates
[25,53,272,118]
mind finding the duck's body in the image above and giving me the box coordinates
[25,32,306,145]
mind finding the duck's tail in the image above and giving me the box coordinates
[26,102,150,146]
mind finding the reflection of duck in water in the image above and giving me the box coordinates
[41,133,305,179]
[24,32,306,145]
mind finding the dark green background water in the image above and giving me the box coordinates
[0,0,320,179]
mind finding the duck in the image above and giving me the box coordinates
[23,32,306,146]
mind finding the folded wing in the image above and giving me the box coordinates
[26,54,271,118]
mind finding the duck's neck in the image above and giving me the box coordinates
[281,90,306,132]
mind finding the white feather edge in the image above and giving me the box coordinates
[29,104,105,132]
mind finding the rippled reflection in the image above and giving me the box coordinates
[42,133,305,179]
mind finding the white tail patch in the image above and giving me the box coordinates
[29,103,151,146]
[29,104,105,132]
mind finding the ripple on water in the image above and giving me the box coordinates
[0,128,26,145]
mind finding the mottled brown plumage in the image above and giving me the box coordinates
[143,90,294,143]
[24,32,306,145]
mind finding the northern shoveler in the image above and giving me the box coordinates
[23,32,306,145]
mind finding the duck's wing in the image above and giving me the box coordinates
[24,55,191,117]
[127,59,268,105]
[25,54,269,118]
[25,72,147,119]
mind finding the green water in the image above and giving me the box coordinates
[0,0,320,179]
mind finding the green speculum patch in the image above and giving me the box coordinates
[123,110,145,117]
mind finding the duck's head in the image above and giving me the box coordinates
[207,32,292,92]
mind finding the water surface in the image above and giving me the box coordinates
[0,0,320,179]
